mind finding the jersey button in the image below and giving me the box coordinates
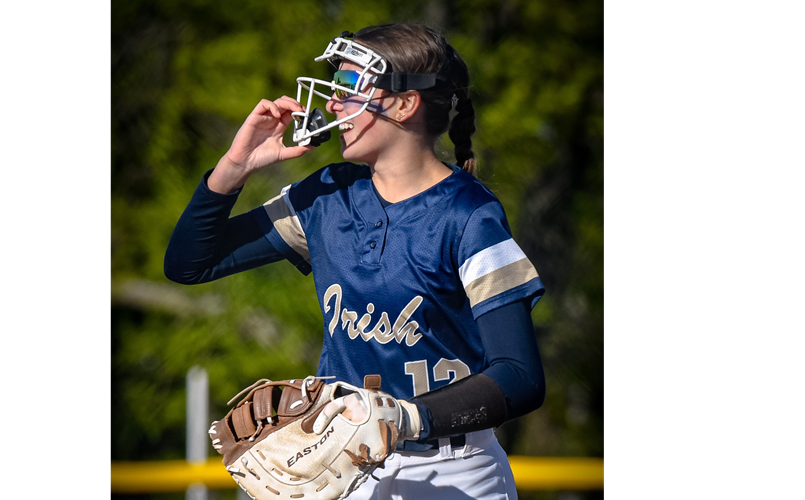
[370,241,377,249]
[375,221,383,228]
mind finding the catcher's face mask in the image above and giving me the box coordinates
[292,37,388,147]
[292,32,448,147]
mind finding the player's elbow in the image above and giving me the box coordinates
[485,363,546,419]
[164,268,194,285]
[511,379,545,418]
[164,254,185,284]
[527,379,546,412]
[164,253,207,285]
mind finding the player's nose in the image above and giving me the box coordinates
[325,96,340,114]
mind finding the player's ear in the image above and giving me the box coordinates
[395,91,421,122]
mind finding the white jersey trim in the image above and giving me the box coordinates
[459,239,527,285]
[459,239,539,308]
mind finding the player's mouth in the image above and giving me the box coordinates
[338,122,355,133]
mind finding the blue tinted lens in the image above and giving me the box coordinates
[333,70,360,97]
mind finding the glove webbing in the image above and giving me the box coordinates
[216,378,326,464]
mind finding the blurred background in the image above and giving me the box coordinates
[111,0,602,499]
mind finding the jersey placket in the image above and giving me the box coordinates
[351,178,389,267]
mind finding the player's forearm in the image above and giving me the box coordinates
[164,171,241,284]
[409,300,546,441]
[164,171,283,284]
[410,373,508,441]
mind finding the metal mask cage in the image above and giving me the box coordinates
[292,37,388,146]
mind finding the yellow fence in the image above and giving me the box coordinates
[111,456,603,493]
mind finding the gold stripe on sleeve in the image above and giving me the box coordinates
[464,258,539,307]
[262,194,310,261]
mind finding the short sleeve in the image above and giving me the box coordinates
[457,202,545,318]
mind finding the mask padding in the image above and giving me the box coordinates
[307,108,331,147]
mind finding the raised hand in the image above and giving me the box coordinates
[208,97,315,193]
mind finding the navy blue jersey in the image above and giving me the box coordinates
[252,162,543,400]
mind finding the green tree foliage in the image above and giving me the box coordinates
[112,0,602,496]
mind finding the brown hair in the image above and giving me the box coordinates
[353,23,477,174]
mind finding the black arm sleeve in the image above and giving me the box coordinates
[164,170,285,284]
[410,298,545,442]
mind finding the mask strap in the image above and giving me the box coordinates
[375,73,441,93]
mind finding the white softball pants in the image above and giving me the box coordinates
[348,429,518,500]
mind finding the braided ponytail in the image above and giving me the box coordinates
[449,93,477,174]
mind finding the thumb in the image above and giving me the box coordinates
[279,145,315,162]
[312,397,347,435]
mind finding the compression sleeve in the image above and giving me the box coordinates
[410,298,545,442]
[477,297,546,418]
[164,170,285,284]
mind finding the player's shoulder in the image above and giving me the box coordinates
[291,161,370,188]
[444,165,503,216]
[310,162,371,188]
[287,162,370,209]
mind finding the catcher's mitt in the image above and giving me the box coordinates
[209,374,420,500]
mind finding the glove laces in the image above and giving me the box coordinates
[226,375,336,442]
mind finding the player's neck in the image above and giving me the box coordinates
[369,142,452,204]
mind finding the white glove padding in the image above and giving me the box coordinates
[314,390,422,441]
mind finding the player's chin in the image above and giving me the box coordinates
[339,135,375,165]
[339,135,357,160]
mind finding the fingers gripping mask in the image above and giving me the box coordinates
[292,37,388,147]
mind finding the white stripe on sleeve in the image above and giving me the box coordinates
[458,238,527,286]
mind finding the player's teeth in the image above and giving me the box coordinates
[339,123,354,131]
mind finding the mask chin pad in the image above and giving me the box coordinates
[307,108,331,147]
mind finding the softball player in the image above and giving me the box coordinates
[166,23,545,500]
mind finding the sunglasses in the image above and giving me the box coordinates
[332,70,376,98]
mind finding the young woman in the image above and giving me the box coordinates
[165,23,546,500]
